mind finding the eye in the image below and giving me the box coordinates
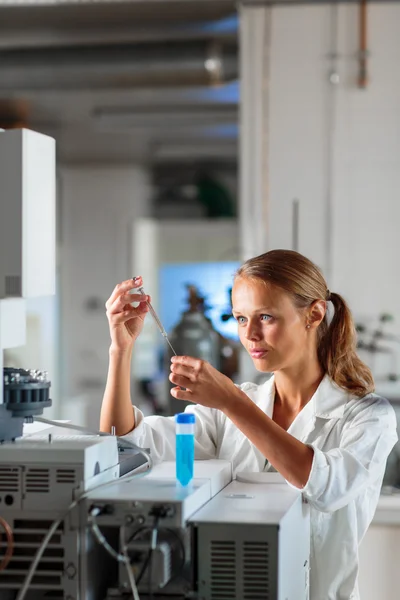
[236,316,247,325]
[261,314,273,322]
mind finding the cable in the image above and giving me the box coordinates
[15,442,153,600]
[124,516,160,591]
[89,510,141,600]
[148,526,158,600]
[134,518,159,596]
[0,517,14,572]
[120,525,141,600]
[136,550,152,586]
[133,529,185,587]
[15,511,68,600]
[90,516,125,563]
[16,467,147,600]
[34,416,153,471]
[127,523,185,589]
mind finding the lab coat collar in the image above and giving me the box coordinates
[261,373,349,421]
[256,376,275,418]
[312,375,350,419]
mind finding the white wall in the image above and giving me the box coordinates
[268,5,331,269]
[268,3,400,386]
[333,5,400,317]
[58,165,152,427]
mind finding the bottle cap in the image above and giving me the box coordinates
[175,413,195,424]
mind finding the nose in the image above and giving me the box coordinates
[244,320,263,341]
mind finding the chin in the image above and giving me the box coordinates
[252,357,274,373]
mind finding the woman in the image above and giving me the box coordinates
[100,249,397,600]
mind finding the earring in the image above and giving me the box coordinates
[306,324,311,329]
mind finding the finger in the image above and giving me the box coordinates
[106,277,144,308]
[110,308,146,325]
[108,303,148,323]
[169,372,193,390]
[170,363,197,382]
[122,293,149,306]
[108,293,148,314]
[171,355,203,373]
[170,386,194,403]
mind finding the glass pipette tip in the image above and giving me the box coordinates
[137,284,177,356]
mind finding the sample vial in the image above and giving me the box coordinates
[175,413,195,486]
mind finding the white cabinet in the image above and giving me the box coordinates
[358,524,400,600]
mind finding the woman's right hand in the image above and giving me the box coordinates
[105,276,149,352]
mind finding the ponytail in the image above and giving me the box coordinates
[318,292,375,397]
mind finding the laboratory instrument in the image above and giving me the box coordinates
[1,367,51,442]
[0,128,56,444]
[168,285,220,368]
[0,440,310,600]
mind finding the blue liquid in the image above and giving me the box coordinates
[176,434,194,486]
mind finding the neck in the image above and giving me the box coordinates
[273,359,325,412]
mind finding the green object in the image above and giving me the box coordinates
[380,313,394,323]
[197,174,235,217]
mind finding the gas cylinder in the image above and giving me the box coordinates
[166,285,220,414]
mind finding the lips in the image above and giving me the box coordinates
[249,349,268,359]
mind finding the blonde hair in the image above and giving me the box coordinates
[236,249,374,397]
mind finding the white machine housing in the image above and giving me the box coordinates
[0,434,120,598]
[191,475,310,600]
[0,128,56,404]
[0,435,311,600]
[0,435,119,510]
[84,459,232,528]
[80,462,310,600]
[0,128,56,301]
[81,460,232,599]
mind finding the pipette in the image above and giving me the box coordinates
[136,285,177,356]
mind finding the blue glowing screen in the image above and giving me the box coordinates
[159,262,240,340]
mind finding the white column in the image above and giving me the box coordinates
[239,3,272,260]
[0,299,27,404]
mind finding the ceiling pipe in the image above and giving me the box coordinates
[0,15,238,51]
[0,23,237,51]
[92,107,238,130]
[324,2,340,284]
[358,0,368,89]
[0,0,229,4]
[0,40,238,91]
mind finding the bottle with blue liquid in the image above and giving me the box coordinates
[175,413,195,486]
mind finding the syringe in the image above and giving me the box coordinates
[136,285,177,356]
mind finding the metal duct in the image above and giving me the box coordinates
[0,41,237,90]
[0,0,233,5]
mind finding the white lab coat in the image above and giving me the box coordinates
[123,375,398,600]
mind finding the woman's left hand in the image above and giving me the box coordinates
[169,355,241,411]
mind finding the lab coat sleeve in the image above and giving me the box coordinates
[299,396,398,513]
[120,403,219,464]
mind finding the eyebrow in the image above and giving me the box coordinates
[232,307,274,315]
